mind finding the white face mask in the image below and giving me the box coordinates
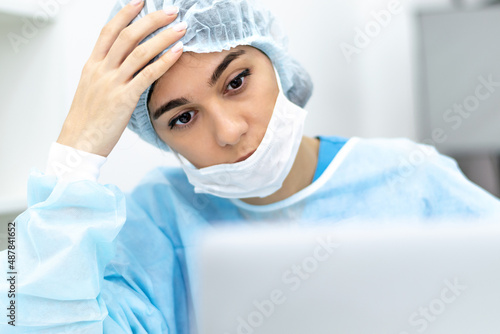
[173,74,307,199]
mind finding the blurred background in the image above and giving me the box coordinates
[1,0,500,245]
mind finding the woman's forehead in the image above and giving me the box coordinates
[156,45,255,87]
[149,46,259,112]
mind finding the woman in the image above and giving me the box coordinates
[1,0,499,333]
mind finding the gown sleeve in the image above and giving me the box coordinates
[0,168,187,332]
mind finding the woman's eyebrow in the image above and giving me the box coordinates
[208,49,246,87]
[152,49,246,121]
[152,97,190,120]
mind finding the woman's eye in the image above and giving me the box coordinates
[227,76,245,91]
[170,110,195,129]
[226,69,251,92]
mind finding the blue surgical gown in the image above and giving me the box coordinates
[1,137,499,333]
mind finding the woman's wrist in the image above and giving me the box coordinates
[46,142,107,182]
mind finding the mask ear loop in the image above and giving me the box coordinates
[273,66,283,92]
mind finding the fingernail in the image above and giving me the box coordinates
[129,0,143,6]
[171,41,183,53]
[172,21,187,32]
[164,6,179,15]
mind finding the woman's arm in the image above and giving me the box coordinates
[0,169,187,333]
[0,170,126,332]
[0,3,188,332]
[57,0,185,157]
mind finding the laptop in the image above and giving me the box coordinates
[192,219,500,334]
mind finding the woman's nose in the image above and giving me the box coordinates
[209,105,249,147]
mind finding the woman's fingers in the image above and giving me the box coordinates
[103,9,179,70]
[57,2,186,157]
[118,22,187,81]
[128,41,184,97]
[89,0,144,62]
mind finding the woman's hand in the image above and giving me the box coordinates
[57,1,185,157]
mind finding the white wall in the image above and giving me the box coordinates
[265,0,421,139]
[0,0,455,214]
[0,8,65,213]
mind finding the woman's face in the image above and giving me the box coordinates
[148,45,279,168]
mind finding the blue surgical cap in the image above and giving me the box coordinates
[108,0,313,151]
